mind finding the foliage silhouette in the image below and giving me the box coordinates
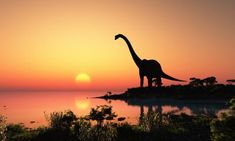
[227,79,235,84]
[45,110,77,130]
[0,115,6,141]
[189,77,204,87]
[4,101,235,141]
[189,76,217,87]
[89,105,117,126]
[210,99,235,141]
[203,76,217,86]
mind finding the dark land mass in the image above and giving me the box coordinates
[98,84,235,100]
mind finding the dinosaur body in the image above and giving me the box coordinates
[115,34,185,87]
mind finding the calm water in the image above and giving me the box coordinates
[0,91,228,128]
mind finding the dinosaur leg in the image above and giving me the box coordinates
[148,77,153,87]
[152,78,157,87]
[140,75,144,87]
[157,75,162,87]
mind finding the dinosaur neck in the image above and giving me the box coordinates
[118,35,142,68]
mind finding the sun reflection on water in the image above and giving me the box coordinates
[75,99,90,110]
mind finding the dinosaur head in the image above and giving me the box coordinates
[115,34,123,40]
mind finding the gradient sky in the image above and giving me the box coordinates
[0,0,234,91]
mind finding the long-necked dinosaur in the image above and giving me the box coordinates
[115,34,185,87]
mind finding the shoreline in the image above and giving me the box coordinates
[96,84,235,101]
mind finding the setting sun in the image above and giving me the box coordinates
[75,73,91,84]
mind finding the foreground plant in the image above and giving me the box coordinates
[87,105,118,141]
[89,105,117,126]
[42,106,118,141]
[3,101,235,141]
[138,111,169,132]
[45,110,77,130]
[0,115,7,141]
[210,99,235,141]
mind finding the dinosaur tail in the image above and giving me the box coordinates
[161,71,186,82]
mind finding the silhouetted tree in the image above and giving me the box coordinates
[227,79,235,85]
[189,77,203,87]
[189,76,217,87]
[203,76,217,86]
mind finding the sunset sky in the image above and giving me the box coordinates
[0,0,234,91]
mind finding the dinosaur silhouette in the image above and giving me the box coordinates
[115,34,185,87]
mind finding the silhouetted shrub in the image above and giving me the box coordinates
[6,124,36,141]
[88,124,117,141]
[45,110,76,130]
[89,105,117,126]
[138,112,169,132]
[4,101,235,141]
[72,118,91,141]
[168,114,211,141]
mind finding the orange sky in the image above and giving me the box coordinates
[0,0,234,91]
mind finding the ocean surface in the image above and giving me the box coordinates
[0,91,228,128]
